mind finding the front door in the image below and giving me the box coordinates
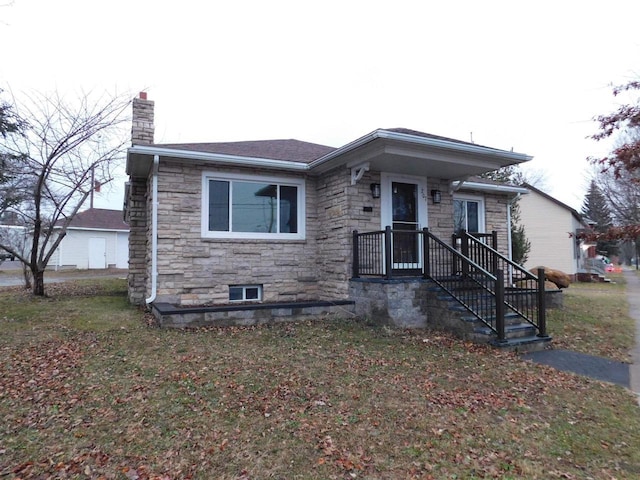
[392,182,420,268]
[381,174,428,271]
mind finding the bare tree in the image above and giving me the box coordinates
[0,89,130,295]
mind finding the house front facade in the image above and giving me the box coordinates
[126,93,545,343]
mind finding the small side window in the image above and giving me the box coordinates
[229,285,263,302]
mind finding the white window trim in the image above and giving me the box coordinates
[379,172,429,230]
[229,284,263,302]
[201,171,306,240]
[453,193,485,233]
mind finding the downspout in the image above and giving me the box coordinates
[145,155,159,304]
[507,193,520,285]
[507,194,519,260]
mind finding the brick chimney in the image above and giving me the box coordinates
[131,92,154,145]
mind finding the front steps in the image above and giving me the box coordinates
[428,283,552,352]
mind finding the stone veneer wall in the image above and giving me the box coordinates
[127,94,155,305]
[349,279,431,328]
[314,168,382,302]
[312,167,347,302]
[153,160,321,306]
[127,176,149,305]
[130,153,515,307]
[483,192,510,257]
[131,96,154,145]
[426,178,455,239]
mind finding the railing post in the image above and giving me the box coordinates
[384,226,392,280]
[537,267,547,337]
[496,268,506,342]
[461,230,469,276]
[491,230,498,251]
[422,227,429,279]
[352,230,360,279]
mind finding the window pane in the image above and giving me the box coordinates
[453,199,465,233]
[209,180,229,231]
[279,185,298,233]
[467,201,479,232]
[232,182,277,233]
[245,287,259,300]
[392,182,417,222]
[229,287,243,301]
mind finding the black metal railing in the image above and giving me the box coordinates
[452,231,497,275]
[352,227,548,340]
[453,230,546,336]
[425,230,507,339]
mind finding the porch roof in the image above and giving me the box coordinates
[127,128,532,179]
[309,128,532,179]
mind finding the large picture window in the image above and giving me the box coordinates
[202,173,305,239]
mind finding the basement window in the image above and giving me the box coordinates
[229,284,263,302]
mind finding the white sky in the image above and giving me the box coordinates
[1,0,639,211]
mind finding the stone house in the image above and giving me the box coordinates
[126,93,542,337]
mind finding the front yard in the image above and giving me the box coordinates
[0,277,639,479]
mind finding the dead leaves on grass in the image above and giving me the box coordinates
[1,339,84,408]
[0,321,634,479]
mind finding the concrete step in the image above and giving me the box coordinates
[473,322,538,339]
[490,335,552,353]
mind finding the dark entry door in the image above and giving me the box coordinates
[392,182,419,268]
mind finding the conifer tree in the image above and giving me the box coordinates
[581,180,617,256]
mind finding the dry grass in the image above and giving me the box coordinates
[1,278,639,479]
[548,272,635,363]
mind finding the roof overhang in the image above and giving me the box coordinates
[126,129,532,180]
[451,180,529,195]
[308,130,532,178]
[126,145,309,177]
[65,227,130,233]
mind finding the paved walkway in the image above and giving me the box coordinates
[522,269,640,402]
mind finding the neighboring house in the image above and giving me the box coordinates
[126,93,549,348]
[519,183,592,280]
[50,208,129,270]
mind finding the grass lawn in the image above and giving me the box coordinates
[549,272,635,363]
[1,277,639,479]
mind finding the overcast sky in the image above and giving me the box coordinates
[1,0,639,211]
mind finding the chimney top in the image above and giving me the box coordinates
[131,92,154,146]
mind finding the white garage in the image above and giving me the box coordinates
[50,208,129,270]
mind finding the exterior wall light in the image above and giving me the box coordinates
[370,183,381,199]
[431,189,442,204]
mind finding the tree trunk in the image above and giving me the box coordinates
[32,269,45,296]
[22,262,32,290]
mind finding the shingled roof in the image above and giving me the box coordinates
[385,128,501,151]
[154,139,336,163]
[56,208,129,231]
[153,129,505,164]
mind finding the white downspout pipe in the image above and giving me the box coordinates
[507,193,521,285]
[145,155,159,304]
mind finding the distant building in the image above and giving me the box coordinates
[51,208,129,269]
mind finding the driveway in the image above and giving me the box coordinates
[0,262,127,287]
